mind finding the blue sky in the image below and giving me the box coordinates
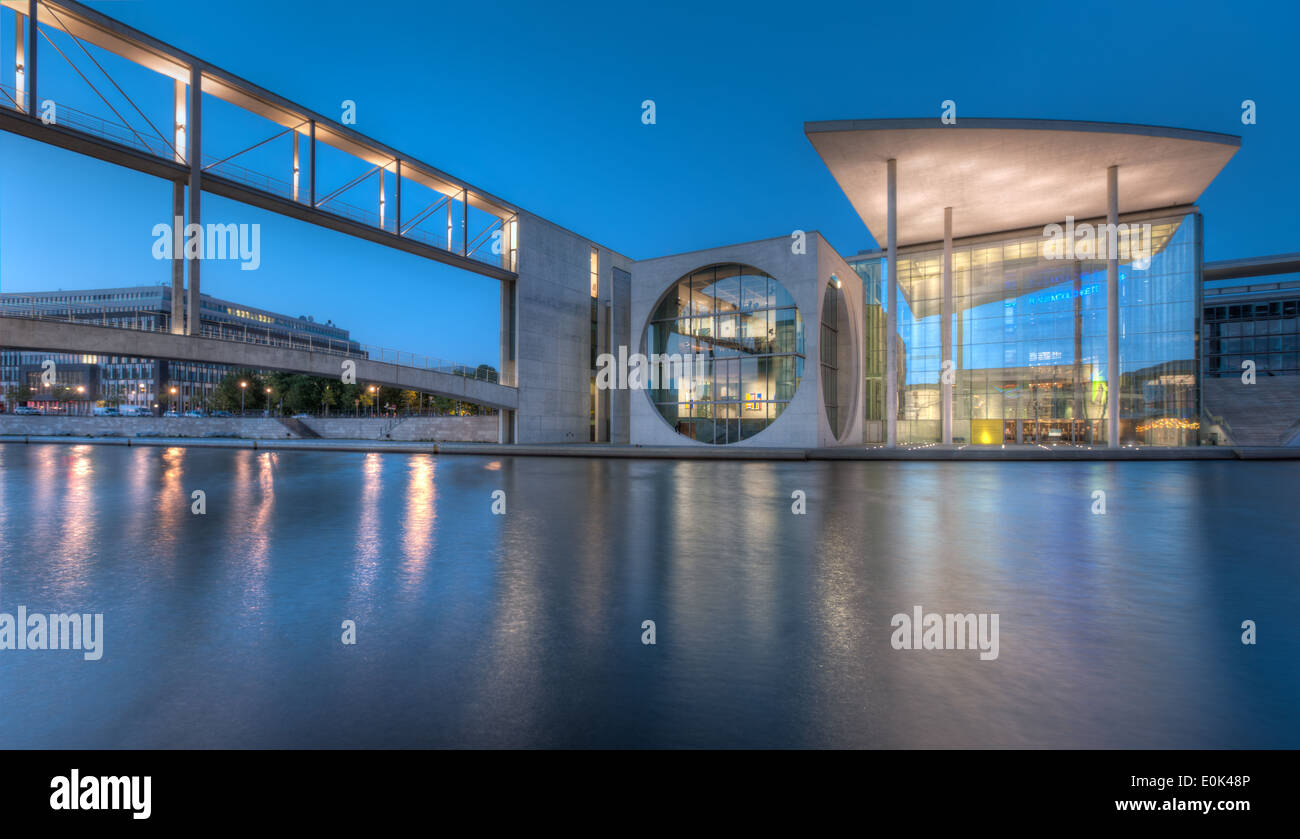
[2,0,1297,366]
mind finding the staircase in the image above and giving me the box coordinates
[277,417,320,438]
[1202,376,1300,445]
[378,416,408,439]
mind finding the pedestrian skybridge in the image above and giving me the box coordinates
[0,308,518,410]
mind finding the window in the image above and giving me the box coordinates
[646,264,804,444]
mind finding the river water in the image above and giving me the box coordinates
[0,442,1296,748]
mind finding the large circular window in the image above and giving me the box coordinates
[645,263,804,444]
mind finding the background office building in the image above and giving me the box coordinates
[1200,253,1300,445]
[1,285,356,413]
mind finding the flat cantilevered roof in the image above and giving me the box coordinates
[805,118,1240,247]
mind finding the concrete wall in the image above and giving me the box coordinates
[512,211,633,443]
[0,415,298,438]
[628,233,859,448]
[301,416,498,442]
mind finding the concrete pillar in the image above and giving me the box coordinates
[499,277,516,388]
[292,130,300,202]
[497,409,514,444]
[185,64,202,336]
[1106,165,1119,447]
[173,79,185,163]
[308,120,315,206]
[885,158,898,447]
[1072,260,1083,442]
[942,206,953,445]
[25,0,36,115]
[14,12,24,112]
[446,196,453,251]
[170,181,185,333]
[378,165,386,230]
[461,188,468,255]
[394,160,402,234]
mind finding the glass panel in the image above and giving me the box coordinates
[646,264,804,444]
[689,268,715,315]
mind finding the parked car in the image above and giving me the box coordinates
[293,413,312,420]
[117,405,148,416]
[183,409,205,417]
[211,410,233,418]
[92,406,120,416]
[163,410,181,417]
[13,406,42,415]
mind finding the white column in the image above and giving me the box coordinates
[14,13,24,112]
[1107,165,1119,447]
[170,181,185,333]
[186,64,202,336]
[942,206,953,445]
[173,78,186,163]
[886,158,898,447]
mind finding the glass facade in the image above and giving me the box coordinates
[851,212,1201,446]
[854,259,887,426]
[1204,286,1300,378]
[645,263,804,444]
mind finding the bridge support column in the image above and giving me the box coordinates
[14,11,24,112]
[185,63,202,336]
[497,410,513,444]
[308,120,315,206]
[24,0,36,116]
[171,181,185,333]
[499,277,516,388]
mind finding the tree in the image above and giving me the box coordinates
[212,370,266,412]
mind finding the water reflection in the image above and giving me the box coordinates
[0,443,1295,748]
[400,454,436,589]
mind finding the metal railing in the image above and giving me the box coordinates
[3,88,518,272]
[0,301,501,384]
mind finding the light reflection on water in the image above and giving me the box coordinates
[0,443,1296,748]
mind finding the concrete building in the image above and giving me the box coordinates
[3,2,1290,447]
[1200,253,1300,445]
[575,118,1243,448]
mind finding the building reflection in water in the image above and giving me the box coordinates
[400,454,437,589]
[229,450,276,616]
[347,452,385,619]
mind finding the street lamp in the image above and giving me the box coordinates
[239,380,248,416]
[368,385,377,418]
[169,386,177,415]
[265,386,272,417]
